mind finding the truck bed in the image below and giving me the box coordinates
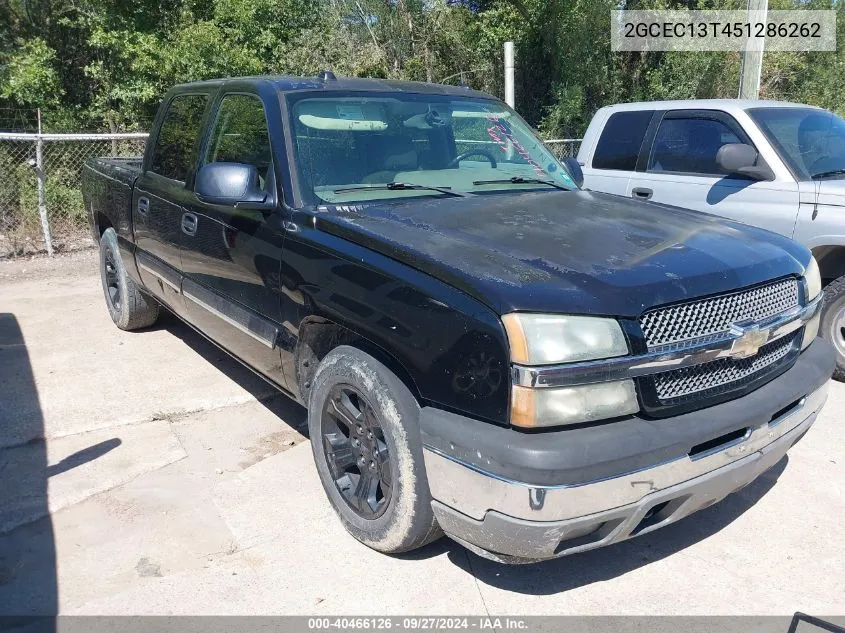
[86,156,142,181]
[81,156,143,244]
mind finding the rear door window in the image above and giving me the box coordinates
[148,94,209,182]
[592,110,654,171]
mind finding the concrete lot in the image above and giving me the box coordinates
[1,249,844,616]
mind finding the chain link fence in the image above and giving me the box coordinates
[0,133,581,258]
[0,133,148,257]
[544,139,582,161]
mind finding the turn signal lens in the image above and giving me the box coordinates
[802,312,820,350]
[511,380,639,428]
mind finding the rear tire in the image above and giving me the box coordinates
[99,227,159,331]
[822,275,845,381]
[308,345,442,554]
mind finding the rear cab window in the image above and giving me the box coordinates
[592,110,654,171]
[148,93,209,182]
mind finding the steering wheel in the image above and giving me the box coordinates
[447,150,498,169]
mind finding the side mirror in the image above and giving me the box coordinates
[562,156,584,188]
[194,162,269,206]
[715,143,774,181]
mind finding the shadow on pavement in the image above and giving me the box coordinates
[406,456,788,593]
[0,301,305,622]
[45,439,121,478]
[154,310,308,433]
[1,314,122,622]
[0,313,56,624]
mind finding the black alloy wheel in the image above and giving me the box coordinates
[320,385,392,519]
[307,345,442,553]
[98,227,159,330]
[103,247,122,311]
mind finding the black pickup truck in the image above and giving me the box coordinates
[82,74,835,563]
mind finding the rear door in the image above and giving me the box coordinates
[133,92,210,314]
[581,109,655,196]
[625,110,800,238]
[179,90,288,388]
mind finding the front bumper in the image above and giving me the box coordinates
[422,339,835,562]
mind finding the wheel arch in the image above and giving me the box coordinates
[293,316,423,407]
[95,212,113,239]
[812,244,845,285]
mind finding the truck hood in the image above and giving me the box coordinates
[315,190,809,317]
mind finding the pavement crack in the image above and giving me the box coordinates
[19,394,278,447]
[464,548,494,622]
[169,419,190,457]
[200,541,241,559]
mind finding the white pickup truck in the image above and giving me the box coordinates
[578,99,845,380]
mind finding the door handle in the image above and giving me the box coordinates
[631,187,653,200]
[181,212,198,236]
[137,197,149,215]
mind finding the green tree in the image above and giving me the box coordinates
[0,38,63,108]
[1,0,844,135]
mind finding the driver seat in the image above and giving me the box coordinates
[363,136,419,183]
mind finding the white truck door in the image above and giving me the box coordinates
[625,110,800,239]
[579,109,655,197]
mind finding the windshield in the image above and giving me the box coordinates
[287,92,576,204]
[748,107,845,180]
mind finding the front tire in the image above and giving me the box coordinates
[308,346,442,554]
[99,228,159,331]
[822,275,845,381]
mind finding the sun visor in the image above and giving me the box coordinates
[297,101,388,131]
[451,109,512,119]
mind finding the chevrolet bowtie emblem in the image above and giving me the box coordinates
[728,324,770,360]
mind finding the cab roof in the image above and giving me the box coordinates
[599,99,821,114]
[171,75,495,100]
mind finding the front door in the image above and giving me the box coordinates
[625,110,800,239]
[180,92,287,388]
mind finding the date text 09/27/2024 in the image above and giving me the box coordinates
[307,618,528,631]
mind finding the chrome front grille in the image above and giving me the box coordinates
[639,277,804,413]
[651,331,800,404]
[640,278,800,348]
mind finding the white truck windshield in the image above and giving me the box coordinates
[749,107,845,180]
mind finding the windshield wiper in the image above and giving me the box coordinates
[472,176,571,191]
[811,168,845,179]
[332,182,468,197]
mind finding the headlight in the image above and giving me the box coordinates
[804,256,822,301]
[801,256,822,350]
[501,313,629,365]
[503,313,637,427]
[511,381,639,428]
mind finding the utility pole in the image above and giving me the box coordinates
[738,0,768,99]
[35,107,53,256]
[504,41,515,108]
